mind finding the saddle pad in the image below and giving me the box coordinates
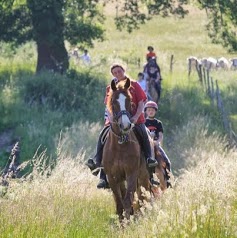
[101,126,110,144]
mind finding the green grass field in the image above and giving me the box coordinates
[0,3,237,238]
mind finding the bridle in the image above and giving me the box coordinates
[113,110,131,122]
[111,106,133,144]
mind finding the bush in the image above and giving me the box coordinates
[21,69,106,122]
[0,68,107,170]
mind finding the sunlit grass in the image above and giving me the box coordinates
[0,122,236,237]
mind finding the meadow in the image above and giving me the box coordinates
[0,3,237,238]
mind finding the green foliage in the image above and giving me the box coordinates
[64,0,105,46]
[0,3,31,45]
[21,69,106,115]
[0,67,106,167]
[115,0,189,32]
[197,0,237,52]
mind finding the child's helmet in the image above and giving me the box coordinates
[144,101,158,111]
[147,46,154,51]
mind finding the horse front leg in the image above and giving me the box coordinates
[123,172,138,220]
[108,176,124,222]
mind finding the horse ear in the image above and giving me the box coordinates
[111,79,117,91]
[124,78,131,89]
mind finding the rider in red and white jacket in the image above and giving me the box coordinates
[86,64,158,189]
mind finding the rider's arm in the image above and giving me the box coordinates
[131,100,144,123]
[157,132,163,145]
[107,108,113,122]
[131,81,147,123]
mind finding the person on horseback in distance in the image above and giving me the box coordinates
[86,64,158,189]
[144,101,172,188]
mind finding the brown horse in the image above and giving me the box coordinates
[144,59,162,103]
[102,78,150,221]
[146,77,160,103]
[148,131,169,195]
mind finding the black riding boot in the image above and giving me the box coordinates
[86,126,110,189]
[133,124,158,167]
[97,169,109,189]
[154,81,161,100]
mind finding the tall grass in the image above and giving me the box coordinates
[0,119,236,237]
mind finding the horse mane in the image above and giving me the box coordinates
[106,79,132,114]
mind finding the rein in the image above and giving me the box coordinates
[110,126,130,144]
[110,125,138,145]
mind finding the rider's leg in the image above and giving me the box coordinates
[158,146,172,188]
[86,126,110,189]
[154,81,161,100]
[133,124,158,167]
[86,125,109,174]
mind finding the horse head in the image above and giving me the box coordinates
[108,78,132,133]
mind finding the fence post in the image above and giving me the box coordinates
[188,59,191,78]
[202,67,206,90]
[170,55,174,73]
[196,64,203,82]
[137,58,141,69]
[210,77,215,106]
[207,70,211,97]
[215,80,230,134]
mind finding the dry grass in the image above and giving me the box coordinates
[0,119,237,237]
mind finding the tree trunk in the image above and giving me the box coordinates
[36,40,69,74]
[28,0,69,73]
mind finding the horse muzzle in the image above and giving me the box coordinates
[119,122,132,133]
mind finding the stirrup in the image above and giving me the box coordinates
[85,159,101,176]
[92,167,101,176]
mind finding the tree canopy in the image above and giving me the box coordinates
[197,0,237,52]
[0,0,236,72]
